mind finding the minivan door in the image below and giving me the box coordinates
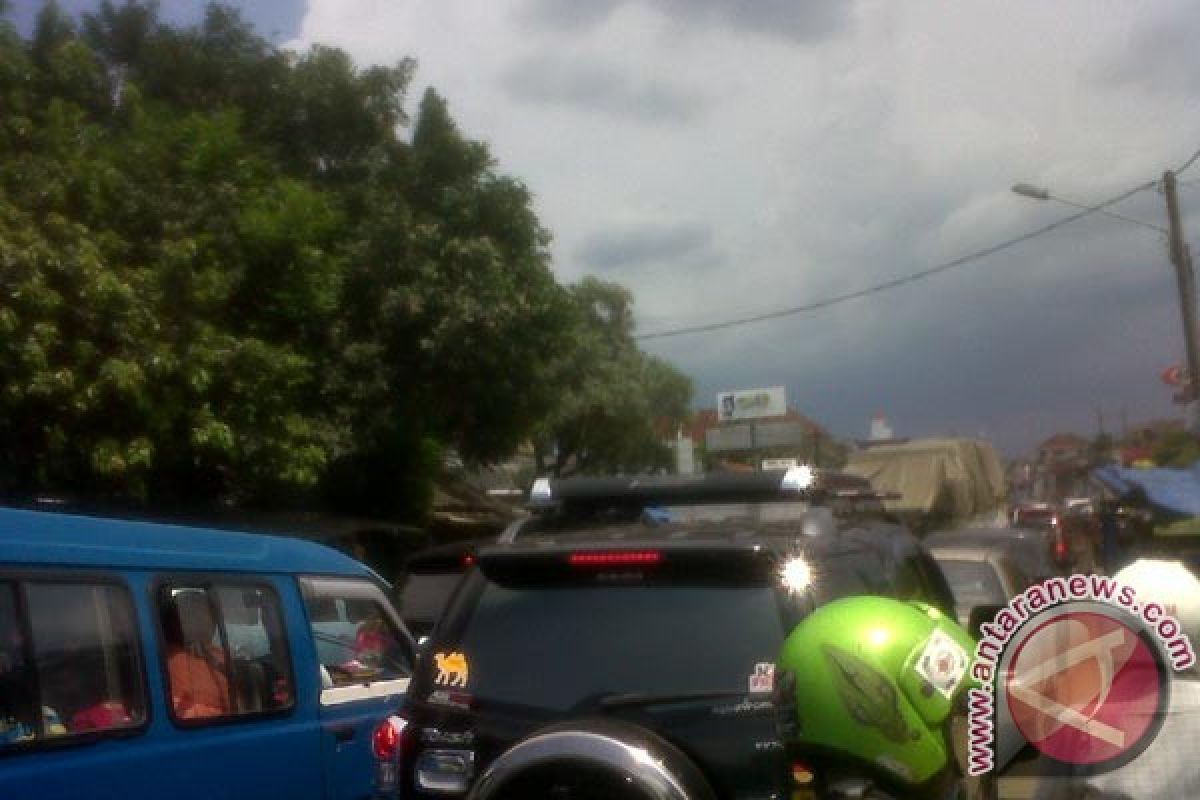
[300,578,415,800]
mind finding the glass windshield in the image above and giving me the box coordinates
[938,559,1007,607]
[452,583,786,711]
[398,573,466,634]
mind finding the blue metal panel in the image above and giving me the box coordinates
[0,507,373,577]
[0,569,328,800]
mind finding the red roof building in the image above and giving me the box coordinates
[1037,433,1089,465]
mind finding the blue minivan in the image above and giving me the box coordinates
[0,507,416,799]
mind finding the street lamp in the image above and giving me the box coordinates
[1012,177,1200,433]
[1011,183,1167,234]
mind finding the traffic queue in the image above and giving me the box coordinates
[2,469,1197,800]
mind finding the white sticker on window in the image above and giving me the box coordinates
[748,662,775,694]
[434,651,470,688]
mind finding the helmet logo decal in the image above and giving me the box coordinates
[916,629,969,698]
[823,644,918,744]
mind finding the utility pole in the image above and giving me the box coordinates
[1163,170,1200,435]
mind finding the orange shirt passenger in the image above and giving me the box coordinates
[167,646,230,719]
[164,592,231,720]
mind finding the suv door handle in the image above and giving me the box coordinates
[330,724,356,743]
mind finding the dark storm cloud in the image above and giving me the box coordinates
[501,55,706,123]
[646,221,1183,457]
[285,0,1200,458]
[522,0,852,43]
[577,222,714,271]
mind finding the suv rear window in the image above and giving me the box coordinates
[449,582,787,712]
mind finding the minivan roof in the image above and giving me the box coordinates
[0,507,375,577]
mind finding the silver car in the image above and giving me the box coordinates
[923,535,1028,628]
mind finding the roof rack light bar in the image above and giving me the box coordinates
[525,467,870,511]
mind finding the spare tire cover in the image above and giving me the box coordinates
[468,717,716,800]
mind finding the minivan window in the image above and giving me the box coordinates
[159,583,294,723]
[0,581,35,745]
[804,543,892,605]
[301,577,413,690]
[451,582,787,712]
[2,579,146,748]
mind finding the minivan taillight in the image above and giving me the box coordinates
[373,716,408,797]
[373,716,407,761]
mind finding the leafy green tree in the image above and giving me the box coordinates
[535,278,692,477]
[324,88,577,515]
[0,102,342,503]
[1151,431,1200,468]
[0,2,691,520]
[0,9,342,505]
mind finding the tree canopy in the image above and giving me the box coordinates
[0,1,691,518]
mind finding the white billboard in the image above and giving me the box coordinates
[716,386,787,421]
[762,457,799,470]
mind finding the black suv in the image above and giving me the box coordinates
[395,469,956,800]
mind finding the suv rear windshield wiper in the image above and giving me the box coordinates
[596,689,751,709]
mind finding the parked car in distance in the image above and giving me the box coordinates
[1057,505,1102,573]
[0,507,416,800]
[923,535,1027,629]
[925,526,1059,584]
[1011,501,1057,533]
[1011,501,1101,572]
[1064,496,1095,515]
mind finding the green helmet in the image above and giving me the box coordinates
[778,596,975,786]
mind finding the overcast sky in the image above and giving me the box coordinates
[20,1,1200,456]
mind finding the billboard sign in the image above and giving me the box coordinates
[706,425,754,453]
[717,387,787,422]
[753,421,806,448]
[762,457,799,470]
[705,421,806,453]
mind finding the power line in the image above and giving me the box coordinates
[634,180,1157,341]
[1177,146,1200,176]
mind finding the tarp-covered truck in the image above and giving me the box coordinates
[845,437,1007,532]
